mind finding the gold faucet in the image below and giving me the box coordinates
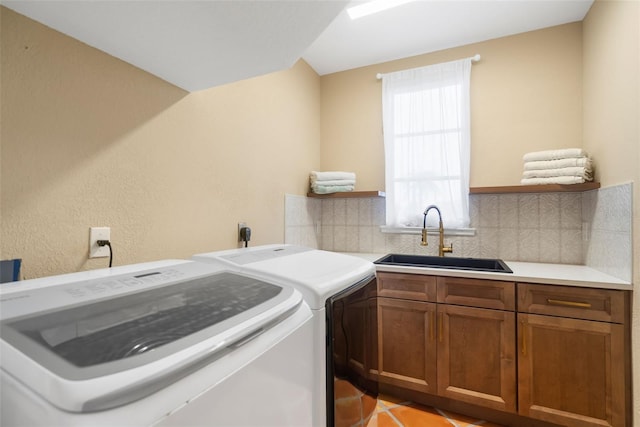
[421,205,453,257]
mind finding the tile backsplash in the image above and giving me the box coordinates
[284,182,632,282]
[582,183,633,282]
[284,194,322,249]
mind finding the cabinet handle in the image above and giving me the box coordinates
[547,298,592,309]
[429,311,435,341]
[521,321,527,356]
[438,312,443,342]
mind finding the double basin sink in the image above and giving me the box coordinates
[374,254,513,274]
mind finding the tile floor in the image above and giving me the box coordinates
[369,394,505,427]
[334,378,505,427]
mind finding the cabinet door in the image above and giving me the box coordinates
[337,291,378,390]
[518,313,626,427]
[437,305,516,413]
[367,297,379,382]
[342,298,368,378]
[377,297,437,394]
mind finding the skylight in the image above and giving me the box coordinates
[347,0,417,20]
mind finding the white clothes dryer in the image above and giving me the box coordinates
[0,259,314,426]
[192,245,379,427]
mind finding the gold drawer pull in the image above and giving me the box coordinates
[547,298,592,309]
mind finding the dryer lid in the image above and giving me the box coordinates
[193,246,375,310]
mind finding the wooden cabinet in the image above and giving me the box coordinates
[375,272,631,427]
[376,273,517,413]
[518,284,629,427]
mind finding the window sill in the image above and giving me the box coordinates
[379,226,476,236]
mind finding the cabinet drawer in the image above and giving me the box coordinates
[437,276,515,311]
[518,283,627,323]
[377,272,436,302]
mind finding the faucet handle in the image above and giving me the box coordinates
[443,242,453,254]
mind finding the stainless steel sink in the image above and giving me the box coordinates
[374,254,513,273]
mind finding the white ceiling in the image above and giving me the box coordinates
[2,0,348,91]
[3,0,594,91]
[303,0,595,75]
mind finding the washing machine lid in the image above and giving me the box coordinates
[193,245,375,310]
[0,261,301,412]
[215,244,313,264]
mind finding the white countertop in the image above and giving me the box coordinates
[339,253,632,291]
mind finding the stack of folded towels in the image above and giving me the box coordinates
[309,171,356,194]
[521,148,594,185]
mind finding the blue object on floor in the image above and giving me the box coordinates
[1,258,22,283]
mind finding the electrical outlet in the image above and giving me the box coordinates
[89,227,111,258]
[238,222,246,241]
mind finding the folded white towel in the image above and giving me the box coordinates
[311,184,355,194]
[523,148,588,163]
[521,176,588,185]
[309,179,356,186]
[524,157,592,171]
[310,171,356,184]
[522,166,593,180]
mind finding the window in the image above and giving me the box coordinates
[381,58,472,229]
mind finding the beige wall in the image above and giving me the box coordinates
[584,0,640,186]
[320,23,583,190]
[583,0,640,422]
[0,7,321,279]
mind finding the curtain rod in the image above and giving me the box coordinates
[376,54,481,80]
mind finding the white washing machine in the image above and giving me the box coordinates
[192,245,378,427]
[0,259,314,427]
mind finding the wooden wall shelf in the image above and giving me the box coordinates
[306,184,600,198]
[307,190,386,199]
[470,182,600,194]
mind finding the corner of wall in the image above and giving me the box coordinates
[582,183,633,282]
[284,194,322,248]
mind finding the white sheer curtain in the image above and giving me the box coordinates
[382,58,471,229]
